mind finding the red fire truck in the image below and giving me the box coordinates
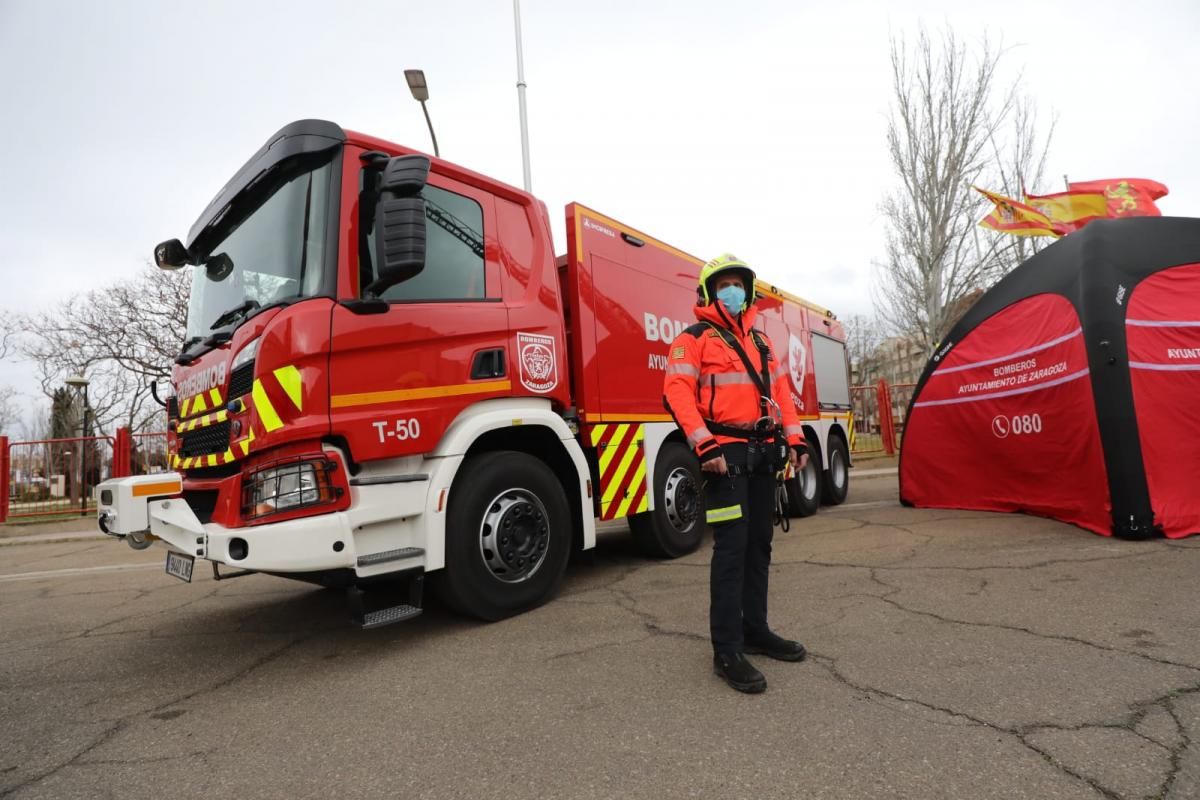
[97,120,852,627]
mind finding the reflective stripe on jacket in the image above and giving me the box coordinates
[662,301,806,461]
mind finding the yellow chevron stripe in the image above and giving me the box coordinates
[274,365,303,411]
[180,409,230,432]
[206,454,218,467]
[613,449,647,519]
[597,424,630,478]
[252,378,283,432]
[589,423,607,448]
[238,426,255,456]
[191,393,208,415]
[602,431,640,507]
[222,449,235,464]
[179,396,191,418]
[208,388,223,408]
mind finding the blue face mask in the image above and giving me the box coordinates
[716,285,746,315]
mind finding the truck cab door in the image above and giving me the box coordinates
[329,168,510,463]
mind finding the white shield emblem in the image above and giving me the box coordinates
[517,332,558,394]
[789,331,808,397]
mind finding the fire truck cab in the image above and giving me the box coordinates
[97,120,851,627]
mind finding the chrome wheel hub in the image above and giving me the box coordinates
[479,489,550,584]
[663,467,699,533]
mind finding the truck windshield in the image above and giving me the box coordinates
[186,155,334,339]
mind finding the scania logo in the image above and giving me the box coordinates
[582,218,616,238]
[177,363,227,399]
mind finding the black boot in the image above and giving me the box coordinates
[713,652,767,693]
[744,630,806,662]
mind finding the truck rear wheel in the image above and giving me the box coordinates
[438,450,571,621]
[821,433,850,506]
[783,439,820,517]
[630,441,705,558]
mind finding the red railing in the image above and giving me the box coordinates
[130,431,171,475]
[850,380,918,457]
[1,428,168,524]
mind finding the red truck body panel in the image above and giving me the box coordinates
[563,204,844,427]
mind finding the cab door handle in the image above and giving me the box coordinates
[471,349,506,379]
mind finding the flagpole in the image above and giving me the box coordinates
[1063,174,1070,192]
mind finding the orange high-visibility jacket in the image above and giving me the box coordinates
[663,301,806,463]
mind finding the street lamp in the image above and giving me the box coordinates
[512,0,532,192]
[65,375,89,517]
[404,69,440,157]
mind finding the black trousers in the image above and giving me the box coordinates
[703,442,777,655]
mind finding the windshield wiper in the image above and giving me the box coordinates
[176,335,206,364]
[209,299,260,330]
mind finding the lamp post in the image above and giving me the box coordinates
[65,375,89,517]
[513,0,532,192]
[404,69,440,157]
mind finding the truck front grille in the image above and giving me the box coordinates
[229,361,255,400]
[178,420,232,458]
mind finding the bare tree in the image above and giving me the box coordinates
[18,264,189,433]
[875,27,1054,354]
[984,94,1058,277]
[0,385,16,436]
[0,310,16,361]
[842,313,885,378]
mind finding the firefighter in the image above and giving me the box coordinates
[662,253,809,693]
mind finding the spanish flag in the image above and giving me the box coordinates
[974,187,1061,238]
[1024,190,1110,234]
[1067,178,1168,218]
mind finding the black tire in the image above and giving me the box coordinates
[437,450,571,621]
[629,441,705,558]
[821,433,850,506]
[783,439,820,517]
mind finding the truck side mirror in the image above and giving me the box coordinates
[367,154,431,297]
[154,238,189,270]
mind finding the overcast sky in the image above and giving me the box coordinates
[1,0,1198,421]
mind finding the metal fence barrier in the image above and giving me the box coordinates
[850,380,917,457]
[1,428,167,523]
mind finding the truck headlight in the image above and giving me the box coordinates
[242,457,342,520]
[231,337,259,371]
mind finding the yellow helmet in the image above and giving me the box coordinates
[697,253,756,307]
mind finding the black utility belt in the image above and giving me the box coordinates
[705,420,790,474]
[705,421,782,440]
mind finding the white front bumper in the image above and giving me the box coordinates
[96,474,360,574]
[148,496,357,573]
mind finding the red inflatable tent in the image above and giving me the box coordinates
[900,218,1200,539]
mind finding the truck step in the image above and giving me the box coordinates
[347,574,425,631]
[357,547,425,567]
[360,604,423,630]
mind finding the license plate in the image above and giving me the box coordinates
[165,551,195,583]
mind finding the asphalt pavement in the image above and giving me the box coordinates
[2,469,1199,799]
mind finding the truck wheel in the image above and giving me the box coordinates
[783,440,820,517]
[821,433,850,506]
[630,441,705,558]
[438,450,571,621]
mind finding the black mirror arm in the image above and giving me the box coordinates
[149,380,168,408]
